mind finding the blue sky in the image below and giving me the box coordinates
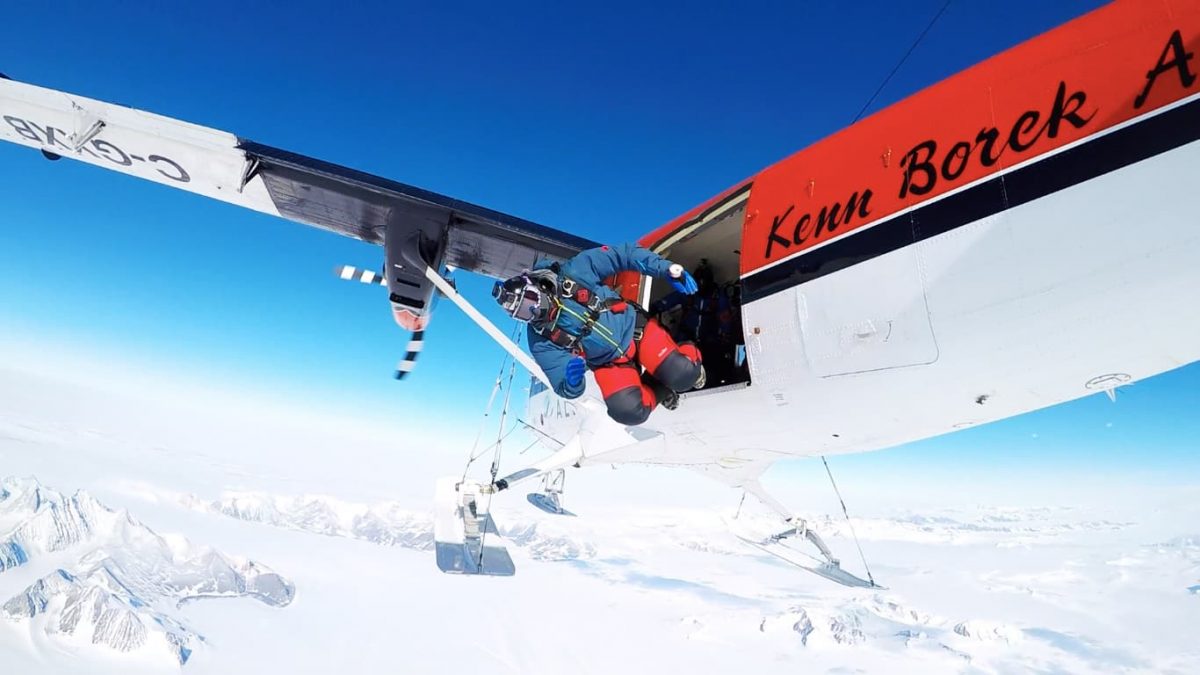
[1,0,1197,473]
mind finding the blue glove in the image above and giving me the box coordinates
[564,356,587,388]
[668,263,698,295]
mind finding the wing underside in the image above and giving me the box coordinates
[0,76,596,285]
[0,74,599,379]
[238,141,596,279]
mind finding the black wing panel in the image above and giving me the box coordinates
[240,140,597,279]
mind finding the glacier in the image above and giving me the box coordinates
[1,366,1198,674]
[184,489,602,561]
[0,476,294,665]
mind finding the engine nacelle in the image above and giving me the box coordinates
[384,222,446,333]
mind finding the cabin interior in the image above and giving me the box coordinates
[646,186,752,390]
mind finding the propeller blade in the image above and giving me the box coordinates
[394,330,425,380]
[394,266,453,381]
[334,264,386,287]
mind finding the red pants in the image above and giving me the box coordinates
[593,319,701,426]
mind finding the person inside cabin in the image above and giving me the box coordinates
[492,244,705,426]
[723,281,750,382]
[652,259,715,345]
[652,260,742,387]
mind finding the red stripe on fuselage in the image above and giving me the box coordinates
[641,0,1200,277]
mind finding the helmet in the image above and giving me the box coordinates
[492,274,552,323]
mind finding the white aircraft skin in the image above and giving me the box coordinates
[528,98,1200,489]
[519,2,1200,505]
[2,0,1197,580]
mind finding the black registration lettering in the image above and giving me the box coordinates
[149,154,190,182]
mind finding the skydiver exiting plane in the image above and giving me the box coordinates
[493,244,705,426]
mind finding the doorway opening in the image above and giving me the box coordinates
[646,184,752,391]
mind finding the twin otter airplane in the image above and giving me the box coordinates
[3,0,1198,585]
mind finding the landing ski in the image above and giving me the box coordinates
[433,476,515,576]
[525,469,574,516]
[735,534,881,589]
[527,492,575,516]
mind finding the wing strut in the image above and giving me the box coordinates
[428,273,559,576]
[434,339,523,577]
[734,479,882,589]
[820,455,878,588]
[421,265,550,387]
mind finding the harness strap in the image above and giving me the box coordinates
[632,307,649,342]
[542,274,649,360]
[541,326,581,351]
[594,312,651,368]
[552,299,622,351]
[560,277,606,314]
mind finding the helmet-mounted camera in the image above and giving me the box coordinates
[492,274,550,323]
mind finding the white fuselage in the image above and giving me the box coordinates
[530,99,1200,476]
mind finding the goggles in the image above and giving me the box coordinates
[492,277,547,323]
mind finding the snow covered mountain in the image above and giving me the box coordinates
[184,491,434,549]
[0,476,294,666]
[0,477,100,569]
[183,490,599,561]
[4,568,198,664]
[1,370,1197,674]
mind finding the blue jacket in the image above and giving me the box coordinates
[528,244,675,399]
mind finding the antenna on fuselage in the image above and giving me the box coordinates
[850,0,953,124]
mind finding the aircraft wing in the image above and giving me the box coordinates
[0,75,596,283]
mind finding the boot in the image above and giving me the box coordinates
[658,388,680,411]
[646,376,680,411]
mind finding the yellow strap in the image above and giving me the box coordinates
[552,298,624,352]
